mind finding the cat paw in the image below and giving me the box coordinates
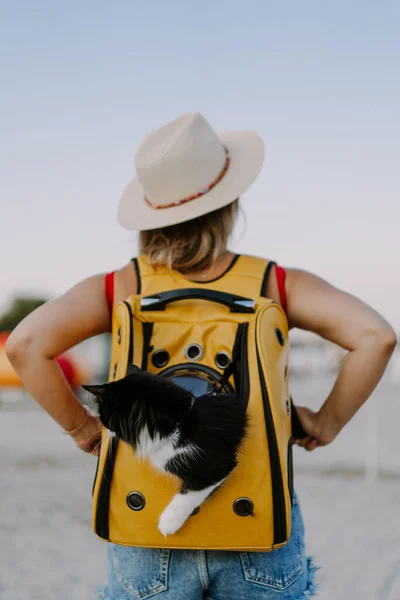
[158,509,186,537]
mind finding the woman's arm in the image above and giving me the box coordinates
[6,274,111,454]
[285,269,397,450]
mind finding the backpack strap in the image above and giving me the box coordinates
[104,261,141,316]
[106,257,286,309]
[260,262,287,312]
[135,255,178,296]
[131,257,142,294]
[136,254,274,300]
[260,261,276,297]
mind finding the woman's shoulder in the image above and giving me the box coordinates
[106,261,138,309]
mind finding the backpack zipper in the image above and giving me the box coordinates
[236,322,250,410]
[94,301,134,539]
[256,344,287,544]
[287,437,294,506]
[92,440,101,497]
[95,436,118,540]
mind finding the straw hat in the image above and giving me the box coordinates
[117,112,264,231]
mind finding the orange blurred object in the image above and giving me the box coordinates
[0,332,88,390]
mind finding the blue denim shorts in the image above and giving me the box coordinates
[96,492,319,599]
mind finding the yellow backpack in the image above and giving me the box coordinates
[92,254,301,551]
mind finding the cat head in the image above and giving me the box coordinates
[82,365,194,448]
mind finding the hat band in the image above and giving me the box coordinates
[144,147,230,210]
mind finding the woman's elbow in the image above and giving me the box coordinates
[5,332,35,366]
[362,324,398,356]
[381,327,398,354]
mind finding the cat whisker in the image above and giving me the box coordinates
[91,439,102,456]
[107,438,118,461]
[81,430,102,450]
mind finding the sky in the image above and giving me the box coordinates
[1,1,399,329]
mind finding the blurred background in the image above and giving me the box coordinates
[1,2,399,599]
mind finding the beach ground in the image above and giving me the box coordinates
[1,381,399,600]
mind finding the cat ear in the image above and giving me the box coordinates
[127,364,142,376]
[82,384,108,402]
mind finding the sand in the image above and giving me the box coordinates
[1,374,399,599]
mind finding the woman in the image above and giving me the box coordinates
[7,113,396,599]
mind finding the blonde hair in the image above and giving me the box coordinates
[140,199,238,273]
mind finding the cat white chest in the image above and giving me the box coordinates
[136,427,180,471]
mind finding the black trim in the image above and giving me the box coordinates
[260,261,276,297]
[185,254,240,284]
[287,438,294,506]
[256,348,286,544]
[95,436,118,540]
[123,301,134,366]
[290,397,308,439]
[141,322,154,370]
[141,288,255,314]
[94,301,135,539]
[234,323,250,411]
[92,440,101,497]
[275,328,285,347]
[211,322,249,408]
[131,257,141,294]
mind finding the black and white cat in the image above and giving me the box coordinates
[83,365,247,537]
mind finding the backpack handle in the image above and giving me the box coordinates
[140,288,256,313]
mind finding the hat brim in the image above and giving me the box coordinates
[117,130,265,231]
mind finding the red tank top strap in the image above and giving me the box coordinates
[105,271,115,313]
[275,265,287,313]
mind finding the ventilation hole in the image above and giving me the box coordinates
[190,506,200,517]
[113,363,118,379]
[286,398,290,415]
[184,344,203,362]
[117,328,121,344]
[215,351,231,370]
[284,365,288,379]
[275,328,285,346]
[233,497,254,517]
[152,349,170,369]
[126,492,146,511]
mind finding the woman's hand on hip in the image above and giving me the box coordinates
[70,414,103,455]
[285,268,396,440]
[293,405,339,452]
